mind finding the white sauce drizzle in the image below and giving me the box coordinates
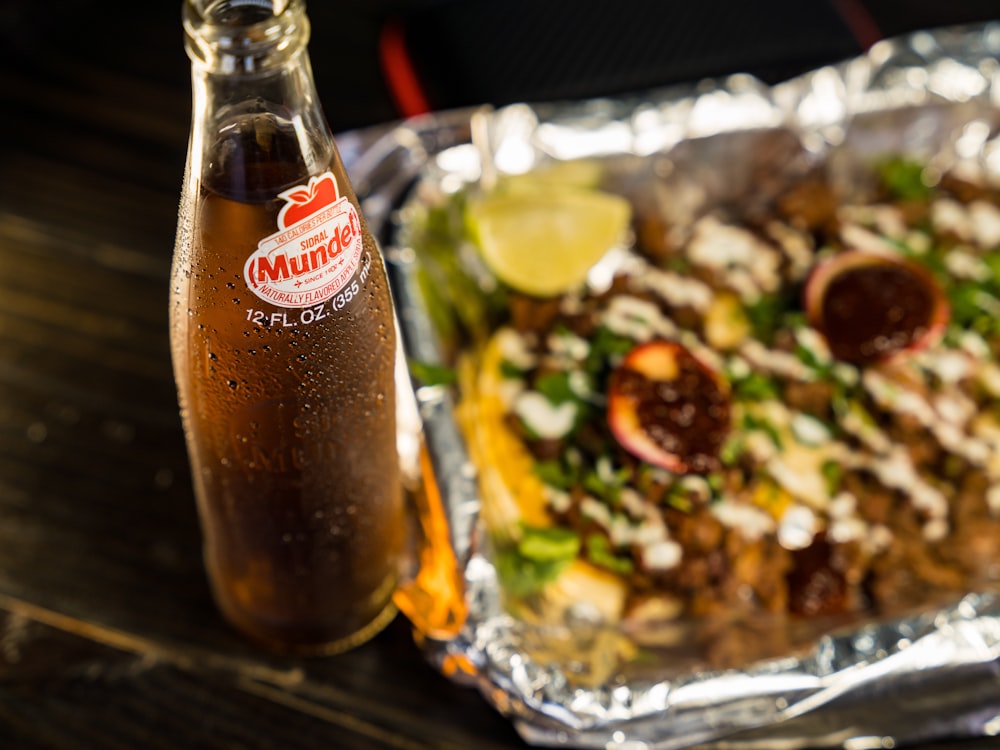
[970,200,1000,248]
[778,504,819,550]
[636,266,714,312]
[513,391,577,440]
[547,329,590,362]
[711,500,775,541]
[739,339,816,381]
[600,295,676,342]
[496,327,536,370]
[687,216,782,299]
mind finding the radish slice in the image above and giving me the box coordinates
[804,250,949,366]
[607,340,730,474]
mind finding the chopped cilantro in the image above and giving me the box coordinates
[585,533,635,576]
[586,326,635,372]
[533,458,576,490]
[878,157,933,202]
[664,483,694,512]
[719,434,745,466]
[949,283,1000,337]
[741,412,784,449]
[534,371,577,405]
[582,462,631,504]
[494,549,569,597]
[983,254,1000,288]
[664,254,692,274]
[494,525,581,597]
[745,293,797,343]
[732,371,780,402]
[821,460,842,495]
[407,358,457,387]
[518,524,581,561]
[499,359,527,379]
[706,472,724,496]
[783,311,807,330]
[794,340,831,374]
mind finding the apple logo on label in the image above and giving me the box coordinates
[277,172,340,229]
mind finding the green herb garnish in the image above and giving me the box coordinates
[585,533,635,576]
[494,524,581,597]
[407,359,457,387]
[732,371,780,401]
[878,157,933,202]
[535,371,578,405]
[533,458,577,490]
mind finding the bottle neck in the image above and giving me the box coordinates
[184,0,310,76]
[183,0,335,197]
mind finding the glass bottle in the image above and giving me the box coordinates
[171,0,404,654]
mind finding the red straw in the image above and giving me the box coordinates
[830,0,884,50]
[379,19,432,118]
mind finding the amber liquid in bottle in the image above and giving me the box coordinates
[171,4,404,653]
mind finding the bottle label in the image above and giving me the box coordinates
[243,172,364,309]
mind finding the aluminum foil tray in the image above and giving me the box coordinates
[347,23,1000,750]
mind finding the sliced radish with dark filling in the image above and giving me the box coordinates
[607,340,730,474]
[804,250,949,366]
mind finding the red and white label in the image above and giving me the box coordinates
[243,172,364,309]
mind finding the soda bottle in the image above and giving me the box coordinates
[170,0,404,654]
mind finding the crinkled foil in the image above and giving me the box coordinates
[346,23,1000,750]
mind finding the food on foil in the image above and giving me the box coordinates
[436,156,1000,649]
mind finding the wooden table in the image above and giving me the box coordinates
[1,2,998,748]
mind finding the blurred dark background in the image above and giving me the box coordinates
[2,0,998,136]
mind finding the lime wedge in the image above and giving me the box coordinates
[467,188,631,298]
